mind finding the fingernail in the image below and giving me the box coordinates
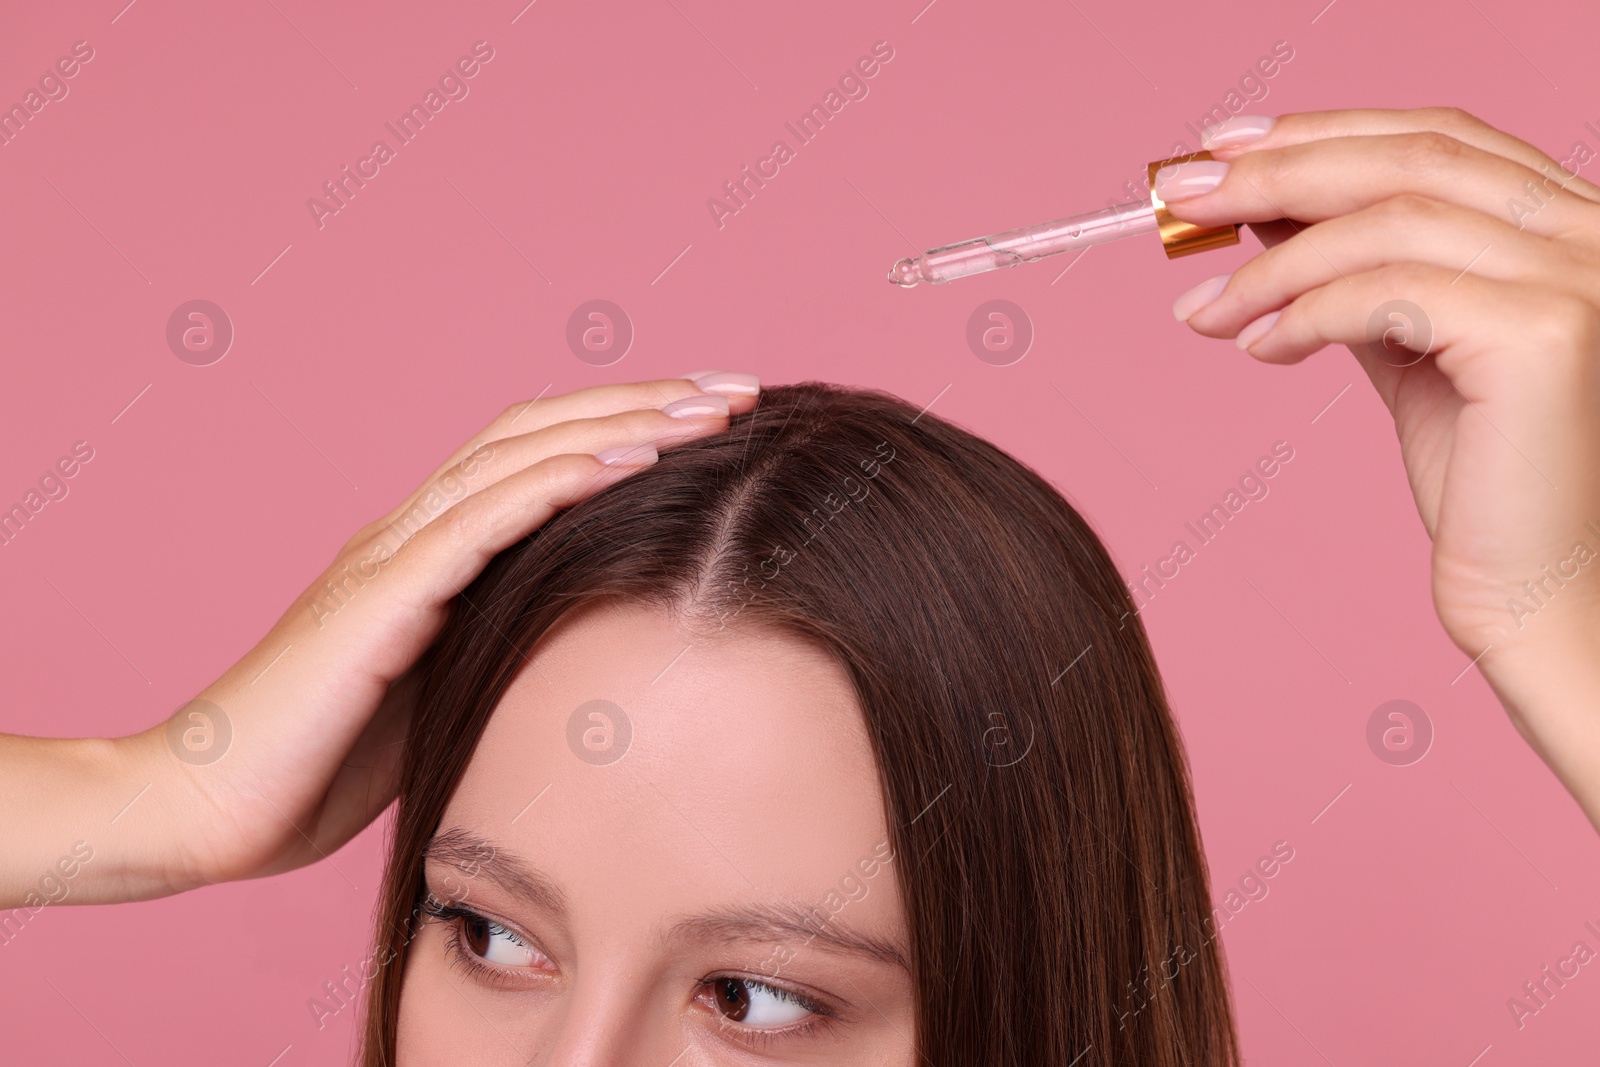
[594,443,659,466]
[689,371,760,395]
[660,394,730,419]
[1200,115,1276,150]
[1153,160,1230,202]
[1173,273,1232,322]
[1235,310,1282,350]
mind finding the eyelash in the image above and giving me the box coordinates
[419,893,546,989]
[418,892,839,1046]
[695,976,838,1049]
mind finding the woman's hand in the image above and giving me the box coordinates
[1162,107,1600,830]
[0,372,760,908]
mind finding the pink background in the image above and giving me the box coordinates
[2,0,1598,1062]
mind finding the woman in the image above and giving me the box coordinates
[365,378,1236,1064]
[2,107,1598,1063]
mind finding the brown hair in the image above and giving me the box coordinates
[362,380,1239,1065]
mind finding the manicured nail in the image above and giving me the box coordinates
[689,371,760,395]
[660,394,730,419]
[1235,310,1283,350]
[1153,160,1230,202]
[1200,115,1276,150]
[594,443,658,466]
[1173,273,1232,322]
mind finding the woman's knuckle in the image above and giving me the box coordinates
[427,500,479,552]
[339,524,376,556]
[1244,146,1291,188]
[551,451,598,486]
[588,406,644,431]
[1375,261,1437,293]
[490,399,544,435]
[479,407,517,437]
[1372,192,1449,234]
[1541,293,1598,349]
[1386,191,1440,218]
[512,454,575,501]
[1395,130,1464,172]
[1419,105,1479,134]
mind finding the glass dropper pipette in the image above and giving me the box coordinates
[889,199,1157,286]
[888,152,1242,287]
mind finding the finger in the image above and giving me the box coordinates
[348,375,756,551]
[427,376,741,490]
[368,448,663,624]
[427,380,704,488]
[1204,107,1600,206]
[1233,261,1595,410]
[1182,194,1591,338]
[494,372,760,436]
[1234,265,1600,560]
[368,395,733,548]
[1159,131,1599,242]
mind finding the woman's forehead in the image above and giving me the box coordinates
[440,599,893,912]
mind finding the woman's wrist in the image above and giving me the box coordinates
[109,724,243,899]
[67,733,194,904]
[1478,614,1600,832]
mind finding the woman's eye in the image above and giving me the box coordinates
[460,913,537,967]
[709,978,816,1027]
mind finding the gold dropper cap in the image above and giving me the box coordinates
[1147,150,1241,258]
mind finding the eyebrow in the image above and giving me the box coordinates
[423,829,909,971]
[424,827,569,917]
[670,907,910,972]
